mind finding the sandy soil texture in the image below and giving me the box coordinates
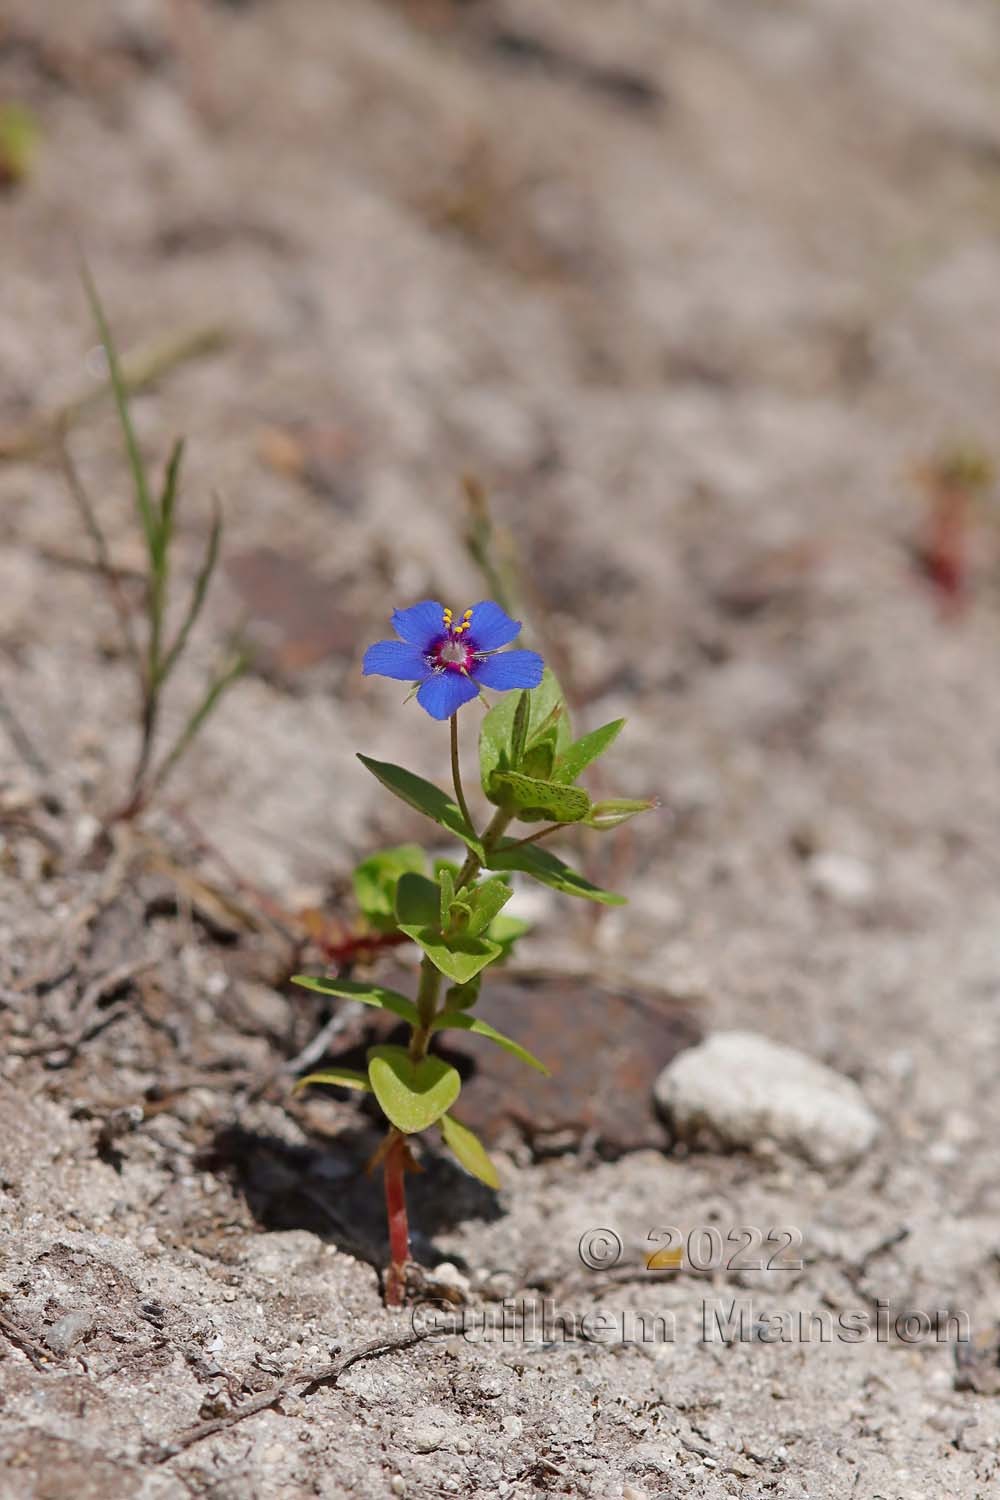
[3,1,1000,1496]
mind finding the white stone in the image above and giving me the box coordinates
[406,1425,447,1454]
[654,1031,879,1169]
[807,851,875,907]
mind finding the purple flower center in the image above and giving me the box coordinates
[433,633,475,672]
[426,606,480,673]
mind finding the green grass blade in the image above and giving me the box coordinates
[147,647,248,797]
[158,494,222,687]
[80,260,158,563]
[157,436,185,564]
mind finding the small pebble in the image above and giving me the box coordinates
[406,1426,446,1454]
[43,1309,93,1355]
[654,1030,879,1169]
[807,851,875,907]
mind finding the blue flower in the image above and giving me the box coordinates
[363,600,544,719]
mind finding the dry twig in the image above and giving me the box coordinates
[146,1328,441,1463]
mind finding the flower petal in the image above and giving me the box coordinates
[416,671,480,720]
[391,600,446,649]
[471,649,544,692]
[363,641,430,681]
[465,600,522,652]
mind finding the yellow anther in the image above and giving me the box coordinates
[463,609,473,621]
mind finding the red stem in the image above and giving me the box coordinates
[927,487,967,609]
[383,1132,410,1308]
[318,930,408,964]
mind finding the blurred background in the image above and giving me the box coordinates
[2,0,1000,1003]
[5,8,1000,1490]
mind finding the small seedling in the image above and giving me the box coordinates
[63,267,246,820]
[294,600,653,1306]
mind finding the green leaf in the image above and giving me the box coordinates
[290,975,420,1027]
[402,928,503,986]
[583,797,656,830]
[439,1112,500,1189]
[395,873,503,983]
[294,1067,372,1094]
[436,867,473,934]
[462,876,513,937]
[520,737,556,780]
[353,845,427,932]
[367,1045,461,1133]
[553,720,625,785]
[438,865,456,928]
[157,437,185,557]
[357,756,483,855]
[395,871,441,928]
[489,771,590,825]
[479,668,571,791]
[147,648,247,799]
[80,261,157,563]
[444,974,481,1010]
[432,1011,549,1074]
[488,843,625,905]
[486,913,530,960]
[157,492,223,687]
[510,689,531,766]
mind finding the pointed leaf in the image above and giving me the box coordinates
[440,1112,500,1189]
[438,865,456,929]
[157,436,185,554]
[583,796,656,830]
[479,668,571,790]
[367,1045,461,1133]
[290,976,420,1026]
[148,648,247,798]
[80,262,157,559]
[295,1067,372,1094]
[510,689,531,765]
[489,771,590,824]
[358,756,483,855]
[488,843,626,905]
[432,1011,549,1074]
[398,927,503,985]
[395,872,502,982]
[520,736,557,780]
[552,719,625,785]
[158,495,224,686]
[462,876,513,937]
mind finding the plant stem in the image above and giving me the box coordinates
[409,954,442,1063]
[454,805,511,889]
[383,1131,410,1308]
[497,822,563,852]
[390,762,515,1303]
[450,712,474,834]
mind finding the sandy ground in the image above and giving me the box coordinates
[3,1,1000,1495]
